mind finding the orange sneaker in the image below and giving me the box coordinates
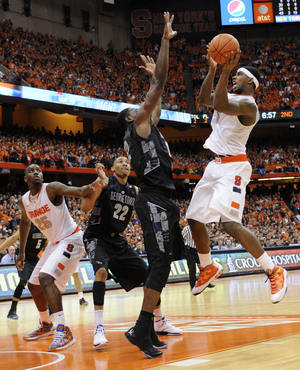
[266,266,288,304]
[47,324,76,351]
[23,321,55,341]
[192,262,221,295]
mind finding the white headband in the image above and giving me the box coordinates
[237,67,259,89]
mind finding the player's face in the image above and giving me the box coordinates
[127,108,138,121]
[24,164,44,186]
[113,157,130,178]
[232,71,249,94]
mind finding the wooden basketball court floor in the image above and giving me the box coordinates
[1,270,300,370]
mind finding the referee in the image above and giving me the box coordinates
[182,224,215,290]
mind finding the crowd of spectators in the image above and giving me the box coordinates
[0,124,300,180]
[0,20,300,261]
[1,20,300,115]
[0,21,187,112]
[188,38,300,113]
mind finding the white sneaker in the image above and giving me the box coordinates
[154,317,183,335]
[93,324,108,348]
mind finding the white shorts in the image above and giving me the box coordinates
[186,159,252,224]
[28,229,84,292]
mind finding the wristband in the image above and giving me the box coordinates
[92,182,101,190]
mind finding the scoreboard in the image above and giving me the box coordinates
[220,0,300,26]
[274,0,300,22]
[191,109,300,125]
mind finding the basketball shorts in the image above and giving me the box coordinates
[84,231,147,292]
[186,159,252,224]
[28,229,84,292]
[135,191,185,269]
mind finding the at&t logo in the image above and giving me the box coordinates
[228,0,246,23]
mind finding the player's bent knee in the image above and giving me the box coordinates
[39,272,55,288]
[145,265,171,292]
[95,267,108,282]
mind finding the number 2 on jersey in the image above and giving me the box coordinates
[34,216,52,231]
[113,203,129,221]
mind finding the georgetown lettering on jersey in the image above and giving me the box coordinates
[182,225,196,249]
[110,191,135,206]
[32,232,47,240]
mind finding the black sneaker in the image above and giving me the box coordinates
[207,283,215,288]
[79,297,88,306]
[7,309,19,320]
[125,327,163,359]
[152,336,168,349]
[150,320,168,349]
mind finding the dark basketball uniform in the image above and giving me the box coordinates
[124,122,184,292]
[84,175,147,291]
[20,223,48,284]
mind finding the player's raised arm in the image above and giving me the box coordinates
[135,12,177,137]
[81,163,109,213]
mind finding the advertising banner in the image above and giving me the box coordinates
[1,247,299,301]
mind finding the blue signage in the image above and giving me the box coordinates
[220,0,254,25]
[0,82,191,124]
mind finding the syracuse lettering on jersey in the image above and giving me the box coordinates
[28,204,51,218]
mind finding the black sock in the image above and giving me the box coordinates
[149,315,160,345]
[136,310,153,333]
[13,283,25,300]
[11,300,18,311]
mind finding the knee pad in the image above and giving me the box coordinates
[145,264,171,293]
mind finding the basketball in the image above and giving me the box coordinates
[208,33,240,65]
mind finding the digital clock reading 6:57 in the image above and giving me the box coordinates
[260,110,299,120]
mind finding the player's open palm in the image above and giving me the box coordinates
[163,12,177,40]
[139,55,156,76]
[95,163,106,181]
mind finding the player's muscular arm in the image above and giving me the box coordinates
[214,96,257,125]
[46,181,95,203]
[0,229,20,251]
[135,12,176,138]
[81,163,109,212]
[198,49,217,107]
[213,49,241,114]
[16,200,31,271]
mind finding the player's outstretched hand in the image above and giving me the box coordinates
[139,55,156,76]
[95,163,106,181]
[163,12,177,40]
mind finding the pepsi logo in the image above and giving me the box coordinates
[228,0,246,17]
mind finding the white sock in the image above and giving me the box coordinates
[257,252,275,271]
[198,253,212,268]
[154,306,163,321]
[39,310,51,324]
[53,311,66,327]
[95,309,104,326]
[78,292,83,299]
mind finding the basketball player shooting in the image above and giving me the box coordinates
[186,46,288,303]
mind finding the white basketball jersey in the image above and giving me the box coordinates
[22,183,77,243]
[204,93,260,156]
